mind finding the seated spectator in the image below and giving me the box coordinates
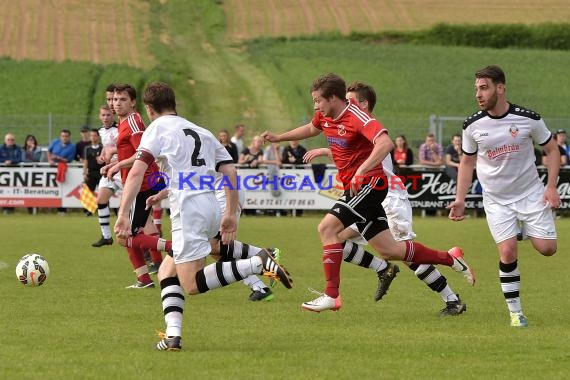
[239,135,264,168]
[444,134,462,180]
[218,129,239,163]
[542,132,567,166]
[21,134,42,163]
[419,133,444,166]
[392,134,413,166]
[75,125,91,162]
[555,129,569,163]
[48,129,76,164]
[0,133,23,166]
[282,140,307,166]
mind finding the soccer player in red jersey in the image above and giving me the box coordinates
[103,83,170,288]
[262,73,475,312]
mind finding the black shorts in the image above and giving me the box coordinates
[85,172,101,192]
[130,188,158,235]
[328,177,390,241]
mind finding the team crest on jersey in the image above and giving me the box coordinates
[509,124,519,137]
[337,124,346,136]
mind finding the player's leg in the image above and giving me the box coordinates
[92,178,115,247]
[141,214,165,273]
[152,203,163,237]
[156,255,183,351]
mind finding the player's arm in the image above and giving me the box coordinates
[447,153,477,221]
[261,122,321,143]
[355,132,393,177]
[541,137,561,208]
[303,147,332,163]
[217,162,238,244]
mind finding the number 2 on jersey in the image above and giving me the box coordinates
[183,128,206,166]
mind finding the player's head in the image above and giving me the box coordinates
[143,82,176,121]
[346,81,377,112]
[311,73,347,118]
[113,83,137,118]
[474,65,506,112]
[99,105,114,128]
[105,83,117,114]
[89,128,100,144]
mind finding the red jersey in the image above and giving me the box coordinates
[117,112,159,192]
[311,98,387,183]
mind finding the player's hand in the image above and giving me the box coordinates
[145,190,167,210]
[261,131,279,143]
[219,215,238,245]
[544,186,561,209]
[349,175,365,197]
[303,148,329,163]
[114,215,132,240]
[106,163,119,180]
[447,200,466,221]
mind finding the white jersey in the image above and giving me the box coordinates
[98,124,118,147]
[382,155,407,200]
[139,115,233,199]
[462,103,551,205]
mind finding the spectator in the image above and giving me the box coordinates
[218,129,239,163]
[231,123,245,156]
[444,134,462,180]
[48,129,76,164]
[75,125,91,162]
[239,135,264,168]
[392,134,413,166]
[542,133,568,166]
[555,129,569,162]
[0,133,23,166]
[83,129,104,216]
[1,133,23,214]
[419,133,444,166]
[282,140,307,166]
[21,134,42,163]
[263,142,284,201]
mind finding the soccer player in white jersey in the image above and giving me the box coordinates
[92,102,122,247]
[305,81,466,316]
[114,82,292,350]
[448,65,561,327]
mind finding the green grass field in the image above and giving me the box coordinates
[1,214,568,379]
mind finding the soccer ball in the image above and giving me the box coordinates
[16,253,50,286]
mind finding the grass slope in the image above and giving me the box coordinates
[0,214,569,379]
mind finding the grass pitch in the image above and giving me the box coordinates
[0,213,568,379]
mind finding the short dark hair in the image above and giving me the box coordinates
[105,83,117,92]
[347,81,377,112]
[90,128,99,134]
[475,65,506,85]
[61,129,71,135]
[114,83,137,100]
[311,73,346,101]
[143,82,176,113]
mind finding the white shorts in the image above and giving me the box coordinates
[170,192,221,264]
[98,172,123,193]
[484,188,557,243]
[348,194,416,244]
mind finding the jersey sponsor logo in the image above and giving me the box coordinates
[509,124,519,137]
[486,143,520,159]
[326,136,347,148]
[479,132,489,137]
[337,124,346,136]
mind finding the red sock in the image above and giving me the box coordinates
[150,249,163,265]
[127,247,152,283]
[153,207,163,236]
[129,233,171,252]
[404,241,453,266]
[323,243,344,298]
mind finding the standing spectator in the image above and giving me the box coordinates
[231,123,245,156]
[48,129,76,164]
[419,133,444,166]
[282,140,307,166]
[264,142,284,214]
[555,129,569,162]
[448,65,560,327]
[542,133,567,166]
[218,129,238,163]
[75,125,91,162]
[392,134,413,166]
[21,135,42,163]
[444,134,462,180]
[238,135,264,168]
[1,133,23,215]
[0,133,23,166]
[82,129,104,216]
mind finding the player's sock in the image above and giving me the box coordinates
[128,233,172,252]
[153,206,163,237]
[404,241,454,266]
[160,276,184,337]
[97,203,112,239]
[150,249,163,265]
[323,243,343,298]
[128,247,152,284]
[219,240,263,260]
[195,257,262,293]
[242,275,265,291]
[408,263,458,302]
[500,260,522,313]
[342,241,388,272]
